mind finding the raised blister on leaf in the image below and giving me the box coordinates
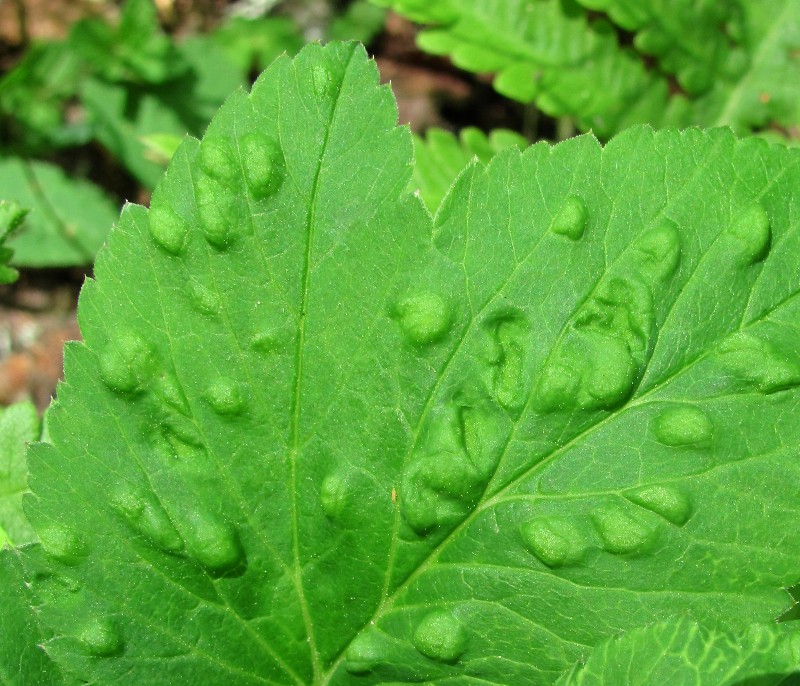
[320,470,351,520]
[99,332,156,395]
[483,311,528,412]
[38,523,88,566]
[520,517,589,568]
[180,510,244,574]
[400,396,506,534]
[76,617,123,656]
[195,175,237,249]
[148,204,188,256]
[312,64,335,100]
[717,332,800,393]
[652,404,713,448]
[413,609,467,663]
[111,484,183,553]
[346,630,385,674]
[728,203,771,265]
[551,195,588,240]
[187,278,222,316]
[535,219,681,413]
[242,133,285,198]
[205,378,245,416]
[625,485,693,526]
[391,291,453,347]
[199,137,239,185]
[159,372,190,414]
[592,505,658,556]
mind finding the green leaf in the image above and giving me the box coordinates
[576,0,740,95]
[329,1,388,44]
[412,126,527,212]
[555,618,800,685]
[21,42,800,684]
[374,0,800,138]
[381,0,673,137]
[0,402,39,547]
[82,24,299,187]
[210,16,305,75]
[0,200,27,284]
[0,546,74,685]
[68,0,186,85]
[0,41,89,154]
[0,158,119,267]
[693,0,800,134]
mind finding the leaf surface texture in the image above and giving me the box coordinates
[21,42,800,685]
[556,618,800,685]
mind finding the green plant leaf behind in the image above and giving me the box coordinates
[0,402,39,546]
[555,617,800,685]
[210,16,305,76]
[0,546,76,686]
[0,158,119,267]
[23,41,800,685]
[373,0,800,138]
[0,200,27,284]
[329,1,388,44]
[575,0,741,96]
[81,17,303,188]
[68,0,186,86]
[0,41,89,155]
[412,126,527,212]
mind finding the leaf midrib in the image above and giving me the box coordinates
[288,43,358,684]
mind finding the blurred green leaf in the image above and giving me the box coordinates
[0,42,89,154]
[0,402,40,547]
[0,158,118,266]
[210,16,305,75]
[329,0,388,43]
[0,200,27,283]
[68,0,186,85]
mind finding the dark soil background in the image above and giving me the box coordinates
[0,0,539,411]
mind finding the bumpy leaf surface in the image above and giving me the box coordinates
[0,402,39,546]
[21,42,800,685]
[0,158,118,266]
[373,0,800,138]
[556,618,800,685]
[0,546,72,685]
[412,127,527,212]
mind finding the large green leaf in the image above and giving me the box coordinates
[19,42,800,684]
[0,402,39,547]
[556,618,800,685]
[0,158,119,266]
[372,0,800,138]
